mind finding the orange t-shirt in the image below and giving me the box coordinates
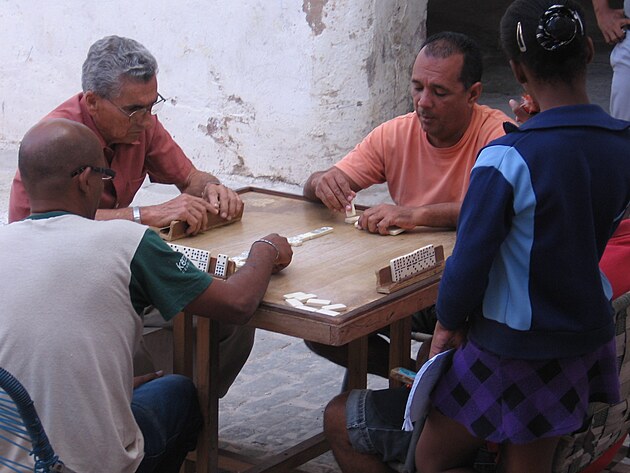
[335,104,510,207]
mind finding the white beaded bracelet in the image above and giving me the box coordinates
[254,239,280,261]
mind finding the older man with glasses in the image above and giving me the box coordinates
[7,35,252,397]
[9,35,241,232]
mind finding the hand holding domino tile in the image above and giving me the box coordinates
[303,167,359,213]
[354,203,416,236]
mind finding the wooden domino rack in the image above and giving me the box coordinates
[166,242,235,279]
[208,256,236,279]
[155,205,245,242]
[375,245,445,294]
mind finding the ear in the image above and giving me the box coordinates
[84,91,100,116]
[585,36,595,65]
[75,167,93,195]
[467,81,483,105]
[509,59,528,85]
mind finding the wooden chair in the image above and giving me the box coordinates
[389,290,630,473]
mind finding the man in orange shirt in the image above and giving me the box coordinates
[303,31,512,380]
[304,31,511,234]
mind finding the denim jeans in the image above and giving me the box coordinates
[346,387,413,464]
[132,374,202,473]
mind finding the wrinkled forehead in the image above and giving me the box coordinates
[111,74,158,105]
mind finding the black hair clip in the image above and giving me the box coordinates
[536,4,584,51]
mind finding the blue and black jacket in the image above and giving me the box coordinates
[437,105,630,359]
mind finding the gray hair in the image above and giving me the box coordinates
[81,35,158,99]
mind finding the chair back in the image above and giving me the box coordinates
[0,367,76,473]
[552,290,630,473]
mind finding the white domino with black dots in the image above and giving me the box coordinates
[167,243,210,272]
[389,244,436,283]
[214,253,228,278]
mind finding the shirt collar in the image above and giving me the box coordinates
[506,104,630,134]
[26,211,74,221]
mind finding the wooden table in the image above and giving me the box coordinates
[171,187,456,473]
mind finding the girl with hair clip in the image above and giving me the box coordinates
[414,1,630,472]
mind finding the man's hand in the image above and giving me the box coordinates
[593,0,630,45]
[133,370,164,389]
[508,94,539,125]
[429,321,466,359]
[201,183,244,220]
[308,168,357,212]
[256,233,293,273]
[357,204,416,235]
[140,194,216,235]
[508,99,532,125]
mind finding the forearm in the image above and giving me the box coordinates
[185,241,278,324]
[410,202,461,229]
[592,0,610,17]
[95,207,136,222]
[179,169,221,197]
[95,205,175,229]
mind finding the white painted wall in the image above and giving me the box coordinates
[0,0,426,194]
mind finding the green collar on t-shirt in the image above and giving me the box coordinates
[26,211,74,220]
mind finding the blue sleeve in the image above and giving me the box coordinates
[129,230,213,320]
[436,145,515,330]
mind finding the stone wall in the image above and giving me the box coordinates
[0,1,427,189]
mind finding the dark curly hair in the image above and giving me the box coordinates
[422,32,483,90]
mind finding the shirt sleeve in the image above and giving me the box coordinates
[436,145,515,330]
[144,118,194,186]
[129,230,212,320]
[334,123,388,189]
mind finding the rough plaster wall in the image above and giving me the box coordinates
[0,0,427,188]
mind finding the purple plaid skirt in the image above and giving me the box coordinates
[431,338,620,444]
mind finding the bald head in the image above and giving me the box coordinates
[19,118,104,199]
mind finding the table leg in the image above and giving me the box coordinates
[173,312,193,378]
[388,316,412,388]
[345,335,368,390]
[194,316,220,473]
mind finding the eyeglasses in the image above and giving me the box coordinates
[70,165,116,180]
[106,93,166,121]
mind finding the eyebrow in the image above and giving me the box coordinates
[120,95,160,110]
[412,79,450,91]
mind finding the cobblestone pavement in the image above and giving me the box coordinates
[217,330,388,473]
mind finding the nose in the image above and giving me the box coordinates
[416,90,431,110]
[135,111,154,128]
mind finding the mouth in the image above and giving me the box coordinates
[417,112,435,123]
